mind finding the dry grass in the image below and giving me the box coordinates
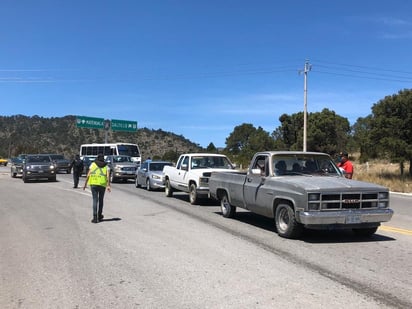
[353,160,412,193]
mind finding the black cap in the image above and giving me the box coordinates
[97,154,104,161]
[340,151,348,157]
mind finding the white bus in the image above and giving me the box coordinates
[79,143,141,164]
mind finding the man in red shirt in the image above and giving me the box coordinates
[338,151,353,179]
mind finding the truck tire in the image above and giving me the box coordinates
[165,178,173,197]
[352,226,378,237]
[189,183,198,205]
[275,203,302,239]
[221,193,236,218]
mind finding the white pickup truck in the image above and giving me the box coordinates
[163,153,236,204]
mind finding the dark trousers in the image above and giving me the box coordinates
[73,172,81,188]
[91,185,106,218]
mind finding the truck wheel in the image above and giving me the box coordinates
[165,179,173,197]
[275,203,302,239]
[352,226,378,237]
[146,179,151,191]
[189,183,198,205]
[221,193,236,218]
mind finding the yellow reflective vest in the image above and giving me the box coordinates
[88,163,108,187]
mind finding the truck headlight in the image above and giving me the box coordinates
[308,203,320,210]
[378,201,389,208]
[378,192,389,199]
[308,193,320,201]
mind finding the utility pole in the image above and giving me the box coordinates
[104,119,111,143]
[300,59,311,152]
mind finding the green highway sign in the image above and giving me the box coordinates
[111,119,138,132]
[76,116,105,129]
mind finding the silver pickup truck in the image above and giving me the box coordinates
[209,151,393,239]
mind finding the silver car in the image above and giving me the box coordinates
[10,157,24,178]
[135,160,173,191]
[105,155,137,183]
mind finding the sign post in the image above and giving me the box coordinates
[76,116,138,143]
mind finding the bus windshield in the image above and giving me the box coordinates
[80,143,141,163]
[117,144,140,157]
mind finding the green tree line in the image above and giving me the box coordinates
[221,89,412,176]
[1,89,411,176]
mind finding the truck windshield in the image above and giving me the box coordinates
[272,154,341,176]
[191,156,233,169]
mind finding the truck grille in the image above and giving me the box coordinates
[121,167,136,172]
[320,192,385,210]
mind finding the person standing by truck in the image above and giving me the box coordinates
[70,154,84,188]
[83,154,111,223]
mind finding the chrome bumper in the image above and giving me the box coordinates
[298,208,394,225]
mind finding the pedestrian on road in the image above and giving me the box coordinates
[83,153,111,223]
[337,151,354,179]
[70,154,84,188]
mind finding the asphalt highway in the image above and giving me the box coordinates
[1,167,411,309]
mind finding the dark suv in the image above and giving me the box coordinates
[48,154,71,174]
[22,154,57,182]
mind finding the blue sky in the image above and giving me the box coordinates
[1,1,412,148]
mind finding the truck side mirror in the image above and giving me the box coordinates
[251,168,262,175]
[181,163,188,171]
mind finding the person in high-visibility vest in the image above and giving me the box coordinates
[83,153,111,223]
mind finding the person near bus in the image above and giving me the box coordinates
[83,153,111,223]
[70,154,84,188]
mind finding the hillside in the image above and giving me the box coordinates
[0,115,203,160]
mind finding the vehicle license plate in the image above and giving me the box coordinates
[346,214,361,224]
[126,171,134,174]
[38,170,44,173]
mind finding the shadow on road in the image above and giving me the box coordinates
[100,217,122,222]
[214,211,396,243]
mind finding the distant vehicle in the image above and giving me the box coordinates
[80,142,141,165]
[105,155,137,183]
[81,155,96,176]
[48,154,71,174]
[163,153,237,204]
[0,157,8,166]
[135,160,173,191]
[10,157,24,178]
[22,154,57,183]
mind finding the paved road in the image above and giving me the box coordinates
[1,168,411,309]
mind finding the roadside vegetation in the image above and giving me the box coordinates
[1,89,411,194]
[353,158,412,193]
